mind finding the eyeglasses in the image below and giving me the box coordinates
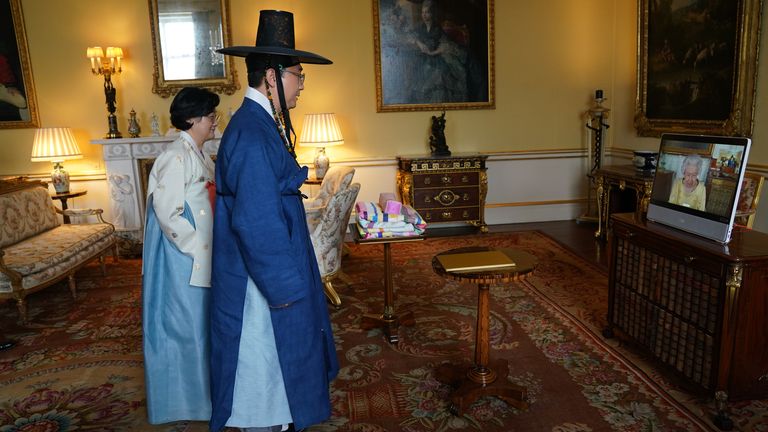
[282,69,306,84]
[204,112,220,123]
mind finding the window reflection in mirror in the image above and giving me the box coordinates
[149,0,239,97]
[158,0,225,80]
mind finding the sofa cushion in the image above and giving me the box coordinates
[0,223,115,293]
[0,186,60,249]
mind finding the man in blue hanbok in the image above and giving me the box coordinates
[210,10,339,432]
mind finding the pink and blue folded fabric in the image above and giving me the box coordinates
[355,195,426,239]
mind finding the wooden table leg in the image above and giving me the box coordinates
[361,243,414,343]
[435,283,528,414]
[60,197,71,224]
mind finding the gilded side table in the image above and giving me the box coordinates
[593,164,654,240]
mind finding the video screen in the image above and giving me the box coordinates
[650,138,747,221]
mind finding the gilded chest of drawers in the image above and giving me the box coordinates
[396,154,488,232]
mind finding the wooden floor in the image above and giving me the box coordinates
[426,219,609,271]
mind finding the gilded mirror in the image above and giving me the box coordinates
[148,0,239,98]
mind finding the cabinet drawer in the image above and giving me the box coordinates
[613,224,726,276]
[414,187,479,208]
[615,238,722,332]
[413,172,479,188]
[421,206,479,223]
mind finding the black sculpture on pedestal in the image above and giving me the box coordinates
[429,111,450,156]
[103,74,122,139]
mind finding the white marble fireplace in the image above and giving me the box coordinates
[92,135,220,248]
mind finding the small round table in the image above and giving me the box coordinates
[50,189,87,224]
[432,246,537,415]
[353,224,425,344]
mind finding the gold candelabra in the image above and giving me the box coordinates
[87,46,124,139]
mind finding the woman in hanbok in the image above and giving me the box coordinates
[142,87,219,424]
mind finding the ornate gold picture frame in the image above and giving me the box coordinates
[634,0,762,137]
[0,0,39,129]
[373,0,495,113]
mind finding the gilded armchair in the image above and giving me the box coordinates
[305,166,355,231]
[307,182,360,307]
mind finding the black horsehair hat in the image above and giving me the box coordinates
[217,10,332,65]
[217,10,330,157]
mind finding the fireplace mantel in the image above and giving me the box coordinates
[92,134,220,249]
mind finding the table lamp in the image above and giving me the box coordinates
[31,127,83,194]
[299,113,344,180]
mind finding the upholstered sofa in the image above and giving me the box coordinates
[0,178,118,322]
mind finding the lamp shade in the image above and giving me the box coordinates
[30,128,83,162]
[106,46,123,59]
[299,113,344,148]
[86,46,104,59]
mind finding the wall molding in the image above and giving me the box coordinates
[3,172,107,182]
[487,198,588,208]
[298,148,588,166]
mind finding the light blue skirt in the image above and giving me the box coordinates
[142,200,211,424]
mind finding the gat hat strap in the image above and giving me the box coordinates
[265,72,297,161]
[276,64,296,154]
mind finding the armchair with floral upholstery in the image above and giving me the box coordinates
[305,166,355,231]
[307,181,361,307]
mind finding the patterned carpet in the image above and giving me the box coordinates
[1,231,765,431]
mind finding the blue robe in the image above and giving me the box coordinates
[210,96,339,432]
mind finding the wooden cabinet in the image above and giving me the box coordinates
[606,213,768,401]
[396,154,488,232]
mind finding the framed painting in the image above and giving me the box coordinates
[735,171,764,228]
[634,0,761,137]
[373,0,494,112]
[0,0,38,128]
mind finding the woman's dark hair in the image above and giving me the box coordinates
[169,87,220,131]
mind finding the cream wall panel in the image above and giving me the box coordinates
[486,203,583,225]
